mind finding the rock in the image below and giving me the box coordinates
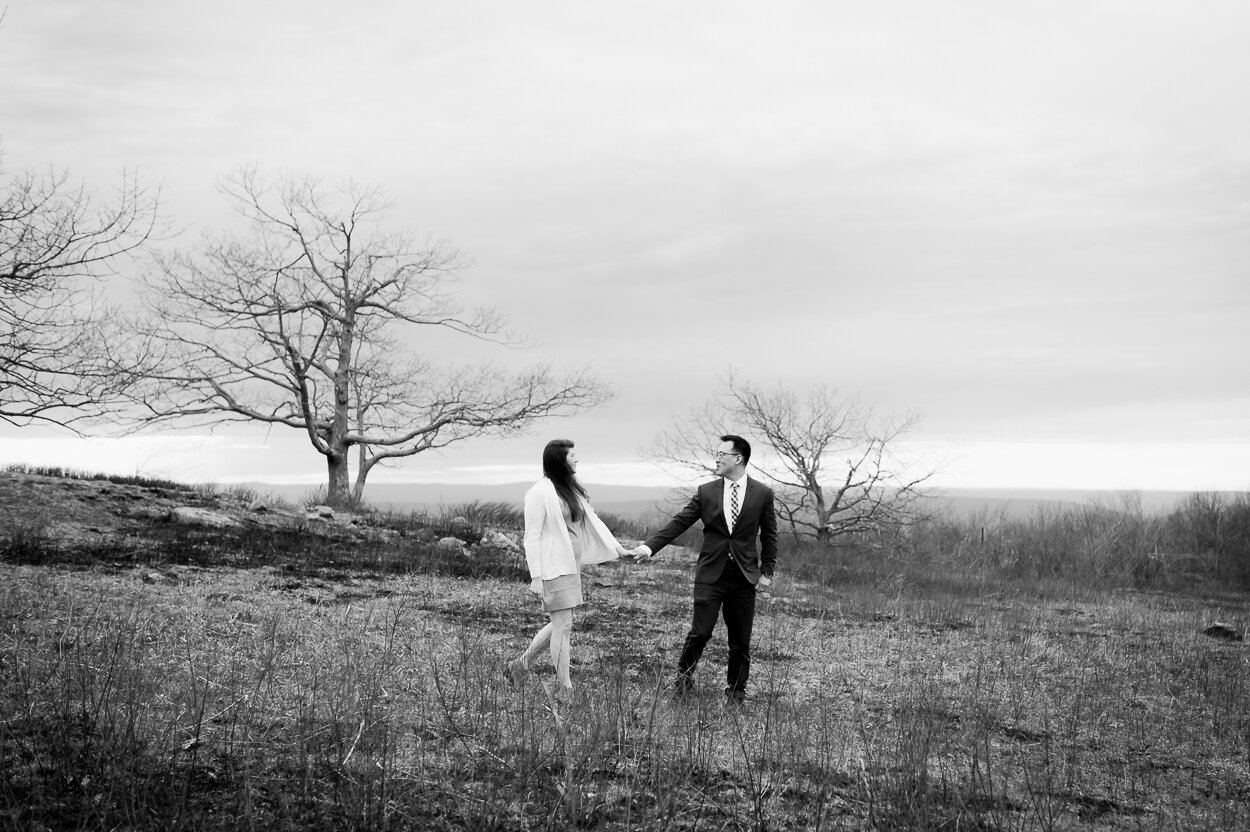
[1202,622,1243,641]
[480,529,521,552]
[124,506,170,522]
[247,497,270,512]
[449,515,472,531]
[309,505,335,519]
[170,507,239,528]
[436,537,469,556]
[142,569,179,584]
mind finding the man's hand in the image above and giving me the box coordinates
[757,575,772,593]
[630,545,653,562]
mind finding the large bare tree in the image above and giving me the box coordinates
[137,168,610,505]
[648,373,932,544]
[1,161,159,427]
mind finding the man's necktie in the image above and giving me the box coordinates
[730,482,740,531]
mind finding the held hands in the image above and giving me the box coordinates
[629,545,652,563]
[756,575,772,593]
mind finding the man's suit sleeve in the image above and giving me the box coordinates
[760,486,778,578]
[643,490,703,555]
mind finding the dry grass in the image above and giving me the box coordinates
[2,470,1248,829]
[3,553,1248,830]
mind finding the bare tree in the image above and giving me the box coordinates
[647,373,933,544]
[136,167,610,506]
[1,160,159,427]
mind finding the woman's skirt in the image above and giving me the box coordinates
[541,573,583,612]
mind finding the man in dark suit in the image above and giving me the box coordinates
[632,434,778,703]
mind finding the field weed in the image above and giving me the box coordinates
[2,476,1249,829]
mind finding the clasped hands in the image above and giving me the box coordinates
[614,545,652,562]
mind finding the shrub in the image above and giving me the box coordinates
[2,463,190,492]
[0,518,58,563]
[1162,492,1250,587]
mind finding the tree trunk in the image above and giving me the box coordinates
[326,451,351,506]
[814,493,831,544]
[350,443,369,505]
[327,301,355,508]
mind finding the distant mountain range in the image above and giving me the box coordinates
[242,481,1210,519]
[243,481,681,518]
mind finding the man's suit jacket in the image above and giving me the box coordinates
[644,476,778,585]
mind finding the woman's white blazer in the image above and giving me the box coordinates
[523,478,621,580]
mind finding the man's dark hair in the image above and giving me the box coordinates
[720,434,751,465]
[542,438,588,522]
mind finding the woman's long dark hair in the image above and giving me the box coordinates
[543,439,588,523]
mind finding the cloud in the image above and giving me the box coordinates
[3,1,1247,492]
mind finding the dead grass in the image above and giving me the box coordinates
[2,551,1247,831]
[2,469,1248,829]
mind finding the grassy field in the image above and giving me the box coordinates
[1,469,1248,830]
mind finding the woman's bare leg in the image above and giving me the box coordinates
[520,621,554,668]
[507,619,553,686]
[548,608,574,689]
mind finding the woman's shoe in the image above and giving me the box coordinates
[506,658,528,688]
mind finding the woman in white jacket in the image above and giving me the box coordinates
[508,439,630,695]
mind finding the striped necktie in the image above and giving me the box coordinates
[730,482,740,531]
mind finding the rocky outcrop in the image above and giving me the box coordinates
[170,507,239,528]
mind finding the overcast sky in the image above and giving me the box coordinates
[2,1,1248,492]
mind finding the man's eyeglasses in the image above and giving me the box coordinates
[712,451,741,460]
